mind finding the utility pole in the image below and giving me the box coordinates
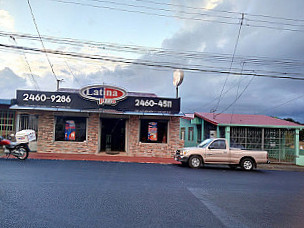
[57,79,64,91]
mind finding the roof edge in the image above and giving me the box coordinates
[218,123,304,129]
[194,112,219,125]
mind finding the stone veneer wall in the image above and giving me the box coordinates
[24,111,183,157]
[37,111,99,154]
[127,116,184,158]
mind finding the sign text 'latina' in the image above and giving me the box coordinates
[79,85,127,105]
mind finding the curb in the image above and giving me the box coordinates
[2,152,304,172]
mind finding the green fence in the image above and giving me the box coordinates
[231,127,296,163]
[0,110,15,138]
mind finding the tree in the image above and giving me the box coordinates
[283,118,304,141]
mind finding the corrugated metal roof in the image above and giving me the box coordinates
[182,113,195,120]
[127,92,158,98]
[195,112,303,127]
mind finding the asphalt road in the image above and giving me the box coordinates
[1,159,304,228]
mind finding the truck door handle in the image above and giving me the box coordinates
[207,153,213,156]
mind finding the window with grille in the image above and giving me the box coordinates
[19,114,39,139]
[180,127,185,140]
[188,127,194,141]
[0,110,15,138]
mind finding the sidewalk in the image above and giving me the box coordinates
[258,163,304,172]
[2,152,304,172]
[28,152,180,165]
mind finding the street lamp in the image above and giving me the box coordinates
[173,69,184,98]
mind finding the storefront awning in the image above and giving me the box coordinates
[10,105,184,117]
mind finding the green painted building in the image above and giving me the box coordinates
[180,112,304,166]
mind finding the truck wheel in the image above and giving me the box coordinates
[188,156,202,169]
[241,158,254,171]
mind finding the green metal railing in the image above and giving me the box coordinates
[0,110,15,138]
[230,127,297,163]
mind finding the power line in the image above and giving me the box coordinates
[244,11,304,24]
[1,30,303,73]
[245,18,304,29]
[205,75,250,111]
[229,62,247,123]
[46,0,244,26]
[134,0,304,23]
[255,94,304,115]
[27,0,59,82]
[134,0,243,16]
[1,43,304,81]
[245,22,304,33]
[47,0,304,32]
[0,30,302,67]
[9,36,40,90]
[222,76,255,117]
[134,0,304,30]
[63,0,304,26]
[0,31,303,85]
[213,13,244,113]
[216,63,256,118]
[63,60,82,87]
[86,0,242,21]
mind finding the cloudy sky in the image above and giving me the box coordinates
[0,0,304,122]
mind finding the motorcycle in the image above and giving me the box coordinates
[0,136,30,160]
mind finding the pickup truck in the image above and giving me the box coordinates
[174,138,269,170]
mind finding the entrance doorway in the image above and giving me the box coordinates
[100,118,126,153]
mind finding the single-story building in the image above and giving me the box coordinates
[10,85,183,158]
[180,112,304,166]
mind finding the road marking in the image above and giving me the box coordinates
[187,187,248,228]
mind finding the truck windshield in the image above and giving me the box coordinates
[198,139,212,148]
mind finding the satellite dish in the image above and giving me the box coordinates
[173,69,184,87]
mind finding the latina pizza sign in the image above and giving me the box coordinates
[79,85,127,105]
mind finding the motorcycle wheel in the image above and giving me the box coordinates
[16,146,29,160]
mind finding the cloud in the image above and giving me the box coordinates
[0,67,29,98]
[0,10,14,31]
[0,40,126,91]
[155,0,304,122]
[202,0,224,10]
[43,0,303,122]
